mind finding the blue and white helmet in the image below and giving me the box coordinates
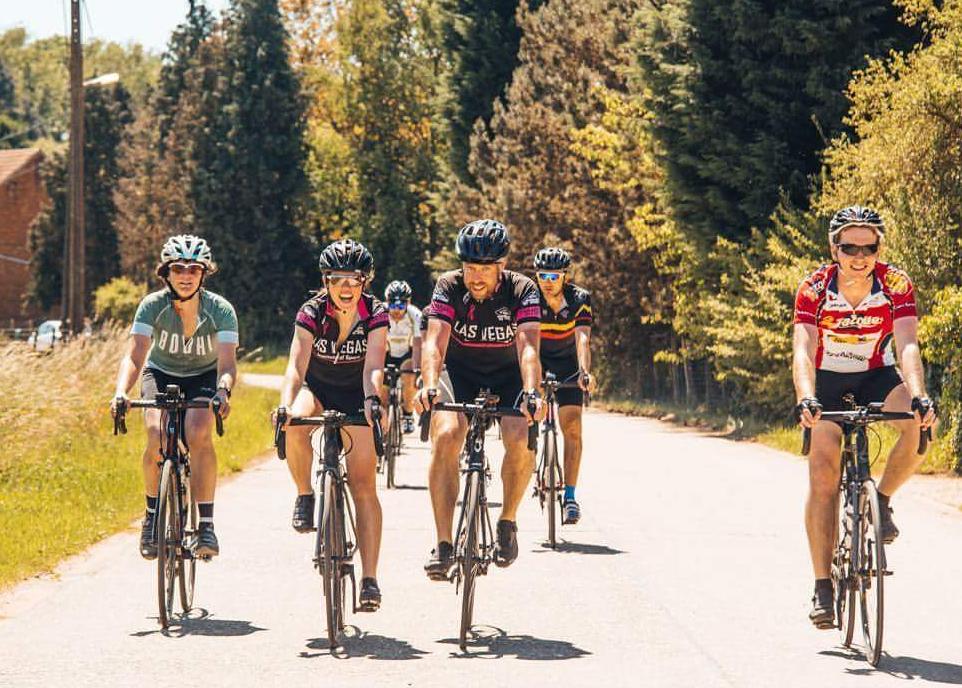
[160,234,216,272]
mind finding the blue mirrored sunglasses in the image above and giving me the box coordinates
[388,301,408,310]
[537,271,562,282]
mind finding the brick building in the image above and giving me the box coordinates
[0,148,46,321]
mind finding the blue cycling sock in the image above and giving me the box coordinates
[564,486,576,502]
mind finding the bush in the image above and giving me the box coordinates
[93,276,147,324]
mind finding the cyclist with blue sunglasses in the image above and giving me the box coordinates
[534,247,594,525]
[384,280,422,434]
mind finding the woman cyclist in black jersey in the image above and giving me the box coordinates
[275,239,389,611]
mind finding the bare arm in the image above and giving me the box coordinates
[412,330,422,370]
[280,328,314,410]
[216,342,238,392]
[792,323,818,401]
[114,334,151,398]
[893,317,926,398]
[363,327,387,398]
[414,319,450,411]
[515,322,542,393]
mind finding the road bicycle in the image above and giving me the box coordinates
[420,390,537,651]
[801,396,929,666]
[380,364,417,488]
[274,403,384,649]
[533,371,589,548]
[114,384,224,629]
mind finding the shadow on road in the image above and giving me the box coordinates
[440,625,591,660]
[301,626,428,660]
[392,484,428,491]
[820,649,962,683]
[532,540,626,556]
[130,609,267,638]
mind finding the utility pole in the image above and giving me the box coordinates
[64,0,85,335]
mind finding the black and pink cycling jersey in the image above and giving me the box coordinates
[295,291,389,389]
[428,269,541,376]
[793,262,917,373]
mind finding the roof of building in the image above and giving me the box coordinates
[0,148,42,187]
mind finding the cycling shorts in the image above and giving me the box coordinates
[447,364,523,408]
[815,366,903,413]
[141,367,217,401]
[304,377,365,415]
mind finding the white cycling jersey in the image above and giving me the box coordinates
[386,304,422,358]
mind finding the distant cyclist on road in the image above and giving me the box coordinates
[110,235,237,561]
[792,206,936,628]
[384,280,422,434]
[533,247,595,525]
[415,219,546,579]
[275,239,389,611]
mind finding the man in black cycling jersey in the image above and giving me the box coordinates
[415,219,546,578]
[533,247,595,525]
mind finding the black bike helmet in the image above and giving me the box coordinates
[533,247,571,271]
[318,238,374,277]
[828,205,885,243]
[385,280,412,301]
[455,219,510,263]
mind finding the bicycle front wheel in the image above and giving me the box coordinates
[317,472,341,648]
[858,480,885,666]
[386,405,398,489]
[156,460,180,628]
[544,429,560,548]
[458,471,481,651]
[834,487,856,647]
[178,474,197,613]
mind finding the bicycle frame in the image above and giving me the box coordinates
[451,408,497,587]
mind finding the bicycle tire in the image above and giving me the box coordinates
[835,487,856,646]
[177,473,197,613]
[156,460,179,628]
[386,404,398,489]
[317,472,340,648]
[858,481,885,666]
[458,471,481,651]
[545,429,559,548]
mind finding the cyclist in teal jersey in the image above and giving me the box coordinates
[110,235,238,560]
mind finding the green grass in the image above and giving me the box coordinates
[602,396,956,475]
[239,355,287,375]
[0,381,277,590]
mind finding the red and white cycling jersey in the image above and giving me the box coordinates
[793,262,917,373]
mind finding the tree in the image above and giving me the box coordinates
[441,0,542,182]
[338,0,444,299]
[635,0,914,246]
[0,57,26,149]
[188,0,312,342]
[27,84,133,310]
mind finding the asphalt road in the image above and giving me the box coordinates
[2,380,961,686]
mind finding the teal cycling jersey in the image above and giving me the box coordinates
[131,289,239,377]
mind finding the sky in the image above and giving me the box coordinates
[0,0,232,53]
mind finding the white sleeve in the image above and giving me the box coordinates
[411,306,422,339]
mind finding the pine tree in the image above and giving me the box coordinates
[189,0,312,342]
[441,0,542,182]
[27,84,133,309]
[635,0,914,244]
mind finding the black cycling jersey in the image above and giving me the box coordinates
[428,269,541,376]
[539,282,593,364]
[295,291,388,390]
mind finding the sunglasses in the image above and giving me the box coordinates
[836,243,879,257]
[169,263,205,276]
[537,271,563,282]
[324,273,364,287]
[388,302,408,311]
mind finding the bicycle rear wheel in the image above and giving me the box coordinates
[177,474,197,613]
[834,487,856,646]
[458,471,481,651]
[858,481,885,666]
[156,460,180,628]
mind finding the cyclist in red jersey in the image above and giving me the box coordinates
[792,206,936,629]
[415,220,546,578]
[275,239,389,611]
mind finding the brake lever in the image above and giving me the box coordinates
[274,406,288,460]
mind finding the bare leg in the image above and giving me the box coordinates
[345,426,382,579]
[142,409,163,496]
[499,417,535,522]
[285,388,321,496]
[427,411,467,543]
[558,405,583,488]
[878,383,924,497]
[185,408,217,502]
[806,421,842,579]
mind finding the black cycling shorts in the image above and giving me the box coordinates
[815,366,904,413]
[385,351,412,368]
[447,365,523,408]
[304,376,365,415]
[541,356,585,408]
[141,367,217,401]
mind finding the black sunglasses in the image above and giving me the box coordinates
[837,243,879,257]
